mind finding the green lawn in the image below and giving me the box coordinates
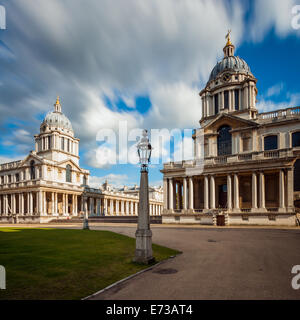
[0,228,180,300]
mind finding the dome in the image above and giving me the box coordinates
[41,97,73,132]
[43,111,73,131]
[208,56,252,82]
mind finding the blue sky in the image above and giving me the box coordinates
[0,0,299,188]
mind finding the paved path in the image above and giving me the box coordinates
[87,225,300,300]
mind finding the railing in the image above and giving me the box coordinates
[0,160,22,171]
[215,156,228,164]
[258,106,300,121]
[194,209,203,213]
[241,208,251,213]
[264,150,279,158]
[238,154,253,161]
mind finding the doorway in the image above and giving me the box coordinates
[218,184,227,208]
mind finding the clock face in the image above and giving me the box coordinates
[222,73,231,82]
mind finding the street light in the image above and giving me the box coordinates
[134,129,154,264]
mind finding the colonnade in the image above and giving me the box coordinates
[84,196,162,216]
[202,82,256,118]
[165,168,293,213]
[0,191,80,216]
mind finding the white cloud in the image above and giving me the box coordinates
[266,83,284,98]
[89,174,128,188]
[250,0,299,41]
[0,155,25,164]
[256,92,300,113]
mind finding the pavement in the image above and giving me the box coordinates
[1,223,300,299]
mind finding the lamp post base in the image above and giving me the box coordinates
[133,229,155,264]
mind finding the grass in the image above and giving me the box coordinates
[0,228,180,300]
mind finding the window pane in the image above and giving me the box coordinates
[234,90,239,110]
[264,135,278,151]
[292,132,300,148]
[224,91,229,109]
[214,94,219,115]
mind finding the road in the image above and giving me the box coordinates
[87,225,300,300]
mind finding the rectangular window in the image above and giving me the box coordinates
[67,139,70,153]
[234,89,239,110]
[264,135,278,151]
[61,137,64,151]
[214,94,219,115]
[48,136,51,149]
[224,91,229,109]
[15,173,19,182]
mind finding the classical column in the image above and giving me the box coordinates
[252,172,258,211]
[168,178,173,210]
[286,168,294,210]
[210,176,215,210]
[44,192,47,215]
[130,201,134,215]
[11,194,16,214]
[54,193,58,215]
[62,194,65,215]
[89,197,93,216]
[19,193,23,215]
[110,199,114,215]
[115,200,119,215]
[259,172,265,209]
[51,192,55,215]
[204,176,209,210]
[189,177,194,210]
[227,174,232,210]
[38,191,43,215]
[74,194,78,216]
[135,202,138,215]
[163,178,168,210]
[183,177,187,210]
[279,170,285,210]
[30,192,33,215]
[234,174,240,210]
[104,198,108,215]
[121,200,125,215]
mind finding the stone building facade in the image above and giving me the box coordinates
[0,98,163,223]
[161,35,300,226]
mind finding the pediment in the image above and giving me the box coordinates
[18,153,44,168]
[57,159,82,171]
[203,113,258,133]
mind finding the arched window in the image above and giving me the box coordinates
[66,165,72,183]
[264,135,278,151]
[30,160,35,180]
[292,132,300,148]
[217,125,232,156]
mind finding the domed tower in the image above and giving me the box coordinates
[200,31,258,124]
[34,97,80,165]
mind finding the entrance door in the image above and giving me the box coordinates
[218,184,227,208]
[217,215,225,226]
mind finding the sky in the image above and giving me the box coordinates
[0,0,299,188]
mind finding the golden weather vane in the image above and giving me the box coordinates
[225,29,232,45]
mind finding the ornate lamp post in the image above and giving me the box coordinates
[134,129,154,264]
